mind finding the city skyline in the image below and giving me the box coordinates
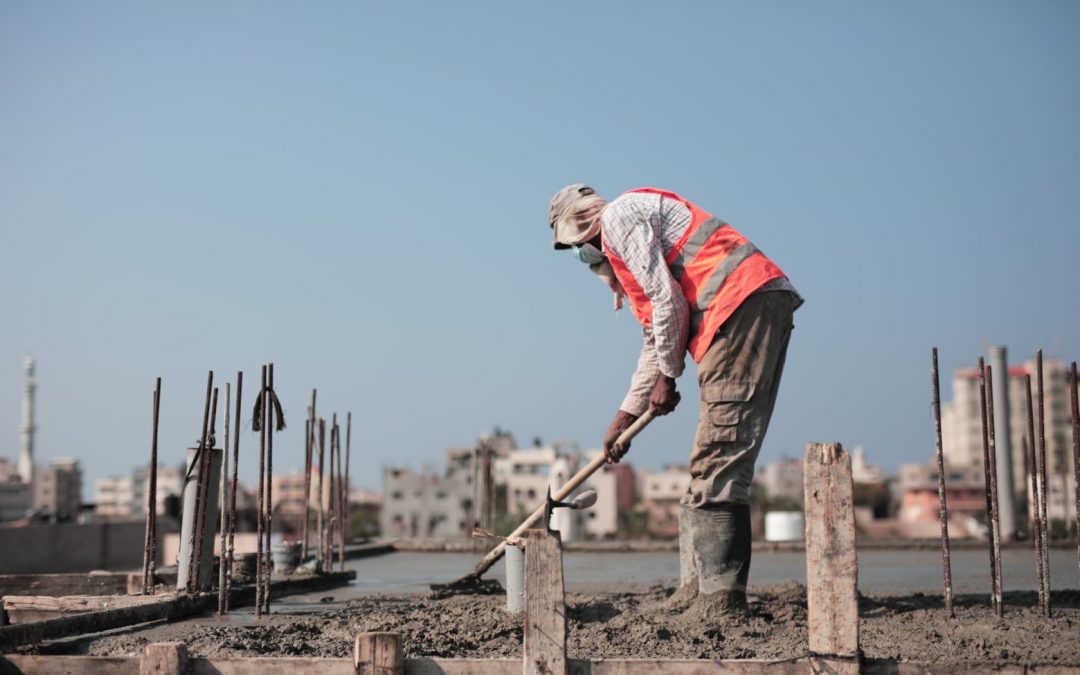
[3,2,1078,500]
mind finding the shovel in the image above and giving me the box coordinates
[430,409,655,595]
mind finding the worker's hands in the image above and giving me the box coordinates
[603,410,639,464]
[649,375,681,416]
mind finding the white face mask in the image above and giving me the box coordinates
[571,242,605,266]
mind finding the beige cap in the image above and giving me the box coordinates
[549,183,603,249]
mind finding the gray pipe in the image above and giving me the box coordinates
[177,446,222,591]
[989,346,1016,540]
[505,543,524,615]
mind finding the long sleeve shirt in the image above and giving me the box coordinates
[601,191,802,416]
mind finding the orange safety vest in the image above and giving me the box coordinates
[602,188,786,363]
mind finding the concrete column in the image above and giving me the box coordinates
[989,346,1017,540]
[177,447,222,591]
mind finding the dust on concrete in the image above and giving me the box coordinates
[52,584,1080,666]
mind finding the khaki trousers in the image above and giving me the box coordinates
[683,291,796,507]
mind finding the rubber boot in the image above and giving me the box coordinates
[687,503,751,620]
[664,504,698,612]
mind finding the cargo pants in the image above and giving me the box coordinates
[682,291,796,508]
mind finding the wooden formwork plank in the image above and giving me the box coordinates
[355,632,404,675]
[803,442,859,658]
[3,594,174,625]
[0,655,139,674]
[0,571,356,651]
[189,657,358,675]
[140,642,188,675]
[583,658,857,674]
[524,529,567,675]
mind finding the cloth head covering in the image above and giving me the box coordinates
[547,183,624,311]
[549,184,605,250]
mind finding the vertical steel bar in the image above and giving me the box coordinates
[326,416,334,570]
[263,363,276,615]
[193,386,218,592]
[931,349,954,617]
[255,365,267,617]
[1037,350,1051,616]
[303,390,316,560]
[225,371,242,613]
[218,383,231,614]
[186,371,214,593]
[343,412,352,570]
[337,419,345,571]
[977,358,998,613]
[985,364,1003,617]
[317,418,326,567]
[1024,374,1046,612]
[1071,361,1080,581]
[143,378,162,595]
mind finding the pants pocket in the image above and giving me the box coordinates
[701,380,756,443]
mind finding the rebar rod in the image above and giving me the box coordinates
[263,363,276,615]
[336,419,345,571]
[985,364,1003,617]
[225,371,242,613]
[341,414,350,571]
[930,349,954,617]
[303,390,316,560]
[1024,374,1046,613]
[186,371,214,593]
[317,418,325,567]
[1071,362,1080,582]
[977,358,998,613]
[328,415,337,567]
[142,378,162,595]
[192,386,218,593]
[255,365,267,617]
[218,383,231,614]
[1037,350,1051,616]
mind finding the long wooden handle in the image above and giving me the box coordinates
[465,409,655,579]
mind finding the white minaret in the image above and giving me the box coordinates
[17,356,36,484]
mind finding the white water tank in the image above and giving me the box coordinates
[764,511,805,542]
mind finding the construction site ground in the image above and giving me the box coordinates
[31,582,1080,667]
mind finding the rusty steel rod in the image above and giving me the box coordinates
[317,417,326,568]
[1024,374,1046,612]
[302,390,316,561]
[985,364,1004,617]
[336,418,345,571]
[263,363,276,615]
[343,412,351,571]
[255,365,267,617]
[930,349,954,617]
[225,371,242,613]
[218,383,231,614]
[192,386,219,593]
[1071,361,1080,582]
[142,378,162,595]
[328,415,337,567]
[977,358,998,613]
[1037,350,1051,616]
[186,371,214,593]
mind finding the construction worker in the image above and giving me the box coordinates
[548,185,802,617]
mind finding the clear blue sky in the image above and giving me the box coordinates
[2,2,1077,499]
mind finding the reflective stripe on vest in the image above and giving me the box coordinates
[603,188,785,363]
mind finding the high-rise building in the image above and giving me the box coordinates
[32,458,83,519]
[941,354,1076,529]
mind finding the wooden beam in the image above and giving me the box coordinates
[0,571,356,650]
[354,632,404,675]
[141,642,188,675]
[524,528,566,675]
[803,442,859,659]
[0,657,882,675]
[3,593,174,624]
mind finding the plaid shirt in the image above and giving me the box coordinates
[601,191,801,416]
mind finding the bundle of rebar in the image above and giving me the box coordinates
[217,383,231,615]
[185,371,215,594]
[224,371,242,613]
[977,358,1002,616]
